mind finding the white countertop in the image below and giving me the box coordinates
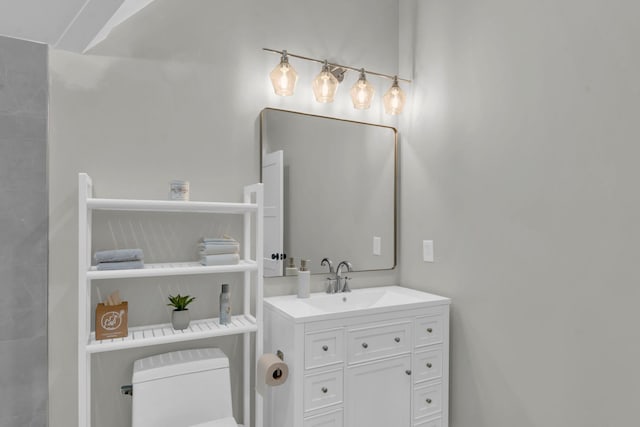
[264,285,450,322]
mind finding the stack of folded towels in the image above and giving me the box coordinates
[199,237,240,266]
[95,249,144,271]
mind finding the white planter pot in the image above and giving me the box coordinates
[171,310,190,330]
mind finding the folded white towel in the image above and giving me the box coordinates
[201,237,239,245]
[200,253,240,266]
[198,243,239,255]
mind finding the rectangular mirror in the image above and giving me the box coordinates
[260,108,397,276]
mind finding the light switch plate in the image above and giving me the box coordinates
[423,240,434,262]
[373,236,381,256]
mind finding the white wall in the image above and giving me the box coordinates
[401,1,640,426]
[48,1,400,426]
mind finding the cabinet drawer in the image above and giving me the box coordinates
[414,314,444,347]
[413,346,443,383]
[304,369,343,413]
[413,382,443,420]
[414,417,442,427]
[303,408,343,427]
[347,321,412,364]
[305,328,344,369]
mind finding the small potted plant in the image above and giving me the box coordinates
[167,293,196,330]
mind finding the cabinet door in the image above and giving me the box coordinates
[345,355,411,427]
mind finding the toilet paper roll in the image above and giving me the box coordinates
[256,353,289,395]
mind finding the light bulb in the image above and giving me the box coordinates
[350,69,375,109]
[312,61,339,103]
[383,76,406,115]
[269,50,298,96]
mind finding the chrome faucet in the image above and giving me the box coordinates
[335,261,353,293]
[321,258,339,293]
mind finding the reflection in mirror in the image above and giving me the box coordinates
[260,108,397,276]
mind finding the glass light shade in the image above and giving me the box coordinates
[350,70,375,109]
[312,62,339,103]
[269,54,298,96]
[383,77,406,115]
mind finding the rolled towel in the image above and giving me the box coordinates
[95,249,144,263]
[96,260,144,271]
[198,243,239,255]
[200,253,240,266]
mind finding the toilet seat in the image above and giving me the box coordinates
[189,417,239,427]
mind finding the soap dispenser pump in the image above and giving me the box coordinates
[297,259,310,299]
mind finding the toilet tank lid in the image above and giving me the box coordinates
[133,348,229,383]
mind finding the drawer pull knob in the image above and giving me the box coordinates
[322,345,328,351]
[321,387,328,394]
[426,398,432,404]
[362,342,368,349]
[427,328,433,333]
[394,337,401,343]
[426,362,433,368]
[405,370,412,375]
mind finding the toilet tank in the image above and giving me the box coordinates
[132,348,233,427]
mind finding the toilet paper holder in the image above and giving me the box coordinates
[276,350,284,361]
[121,384,133,396]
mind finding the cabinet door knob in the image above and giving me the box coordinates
[394,337,401,343]
[362,342,368,349]
[405,369,412,375]
[321,387,328,394]
[426,398,432,404]
[426,362,433,368]
[322,345,328,351]
[426,328,433,333]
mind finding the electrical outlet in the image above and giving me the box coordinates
[423,240,434,262]
[373,236,381,256]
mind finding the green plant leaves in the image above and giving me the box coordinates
[167,293,196,311]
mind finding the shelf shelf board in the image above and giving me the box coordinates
[86,260,257,280]
[87,197,258,214]
[86,314,257,353]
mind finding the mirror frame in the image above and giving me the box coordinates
[259,107,398,273]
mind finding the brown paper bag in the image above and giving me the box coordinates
[95,302,128,340]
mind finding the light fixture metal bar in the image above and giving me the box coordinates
[263,48,411,83]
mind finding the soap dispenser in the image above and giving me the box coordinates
[285,257,298,277]
[297,259,310,299]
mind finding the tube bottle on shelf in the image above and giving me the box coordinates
[219,284,231,325]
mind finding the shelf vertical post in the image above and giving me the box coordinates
[243,187,251,427]
[78,173,92,426]
[245,184,264,427]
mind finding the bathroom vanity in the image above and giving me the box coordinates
[263,286,450,427]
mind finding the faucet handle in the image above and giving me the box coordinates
[325,277,337,293]
[342,276,352,293]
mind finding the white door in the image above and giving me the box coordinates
[345,355,412,427]
[262,150,284,277]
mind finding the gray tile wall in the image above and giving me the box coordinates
[0,35,48,427]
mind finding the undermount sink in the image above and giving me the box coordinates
[264,285,450,321]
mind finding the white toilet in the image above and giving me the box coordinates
[131,348,241,427]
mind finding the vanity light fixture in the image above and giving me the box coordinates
[264,48,410,114]
[350,68,375,109]
[269,50,298,96]
[312,60,340,103]
[383,76,406,115]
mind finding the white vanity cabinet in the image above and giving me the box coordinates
[263,286,450,427]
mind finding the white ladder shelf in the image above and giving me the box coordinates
[77,173,264,427]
